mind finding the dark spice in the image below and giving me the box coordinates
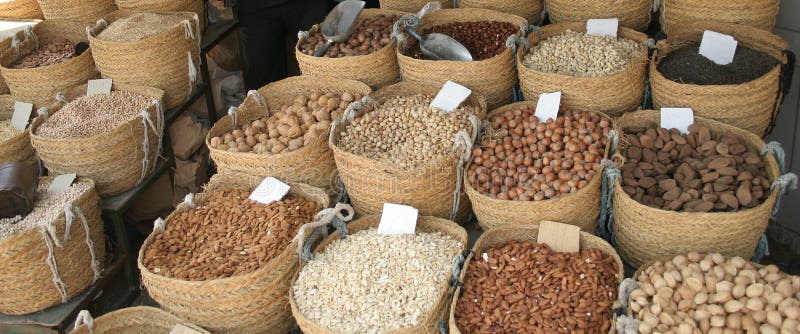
[657,43,778,85]
[406,21,517,61]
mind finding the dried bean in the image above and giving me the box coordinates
[407,21,518,61]
[299,14,399,57]
[11,39,76,69]
[523,30,645,77]
[35,91,156,139]
[0,179,92,240]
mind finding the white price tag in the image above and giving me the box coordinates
[378,203,418,235]
[48,173,76,194]
[249,177,290,205]
[535,92,561,123]
[586,18,619,37]
[86,79,113,96]
[699,30,737,65]
[430,81,472,112]
[10,101,33,131]
[660,108,695,135]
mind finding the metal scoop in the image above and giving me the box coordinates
[400,4,472,62]
[313,0,365,57]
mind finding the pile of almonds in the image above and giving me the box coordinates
[631,253,800,333]
[455,239,619,333]
[209,91,362,154]
[621,124,770,212]
[299,14,399,57]
[407,21,518,61]
[467,106,611,201]
[142,189,320,280]
[11,39,76,69]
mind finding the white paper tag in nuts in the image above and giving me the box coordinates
[378,203,418,235]
[586,18,618,37]
[537,221,580,253]
[249,177,291,205]
[170,324,203,334]
[48,173,76,194]
[660,107,694,135]
[10,101,33,131]
[87,79,113,96]
[430,80,471,112]
[535,92,561,123]
[699,30,737,65]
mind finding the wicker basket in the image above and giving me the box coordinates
[396,8,527,109]
[518,22,649,117]
[0,177,105,315]
[650,21,792,137]
[379,0,453,13]
[611,111,785,268]
[290,214,468,334]
[207,76,371,194]
[546,0,652,31]
[458,0,543,24]
[70,307,210,334]
[448,223,623,334]
[30,83,165,197]
[88,11,201,109]
[35,0,116,20]
[139,173,329,334]
[113,0,207,30]
[660,0,779,33]
[0,94,35,163]
[0,0,42,19]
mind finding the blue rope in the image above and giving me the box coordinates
[761,141,787,174]
[438,321,448,334]
[770,173,799,218]
[751,234,770,263]
[301,216,350,261]
[597,160,620,245]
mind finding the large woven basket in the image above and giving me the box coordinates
[650,21,792,137]
[518,22,649,117]
[448,223,623,334]
[0,30,22,94]
[113,0,206,30]
[0,21,99,109]
[35,0,116,20]
[330,82,485,224]
[0,94,35,163]
[0,177,106,315]
[660,0,779,33]
[396,8,527,109]
[70,307,210,334]
[88,11,201,109]
[465,102,612,232]
[207,76,371,195]
[458,0,543,25]
[612,111,784,268]
[290,214,468,334]
[139,173,329,334]
[0,0,42,19]
[30,83,165,197]
[546,0,652,31]
[378,0,452,13]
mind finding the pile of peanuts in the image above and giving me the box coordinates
[621,124,770,212]
[467,106,611,201]
[523,30,645,77]
[36,91,155,139]
[299,14,399,57]
[11,39,77,69]
[407,21,518,61]
[455,239,619,333]
[142,189,320,280]
[337,94,476,169]
[209,91,362,154]
[631,253,800,333]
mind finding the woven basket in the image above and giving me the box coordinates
[650,21,792,137]
[0,0,42,19]
[465,102,612,232]
[113,0,207,30]
[546,0,652,31]
[379,0,452,13]
[660,0,779,33]
[448,223,623,334]
[518,22,649,117]
[35,0,116,20]
[0,30,20,94]
[30,83,165,197]
[88,11,201,109]
[70,307,210,334]
[0,94,35,163]
[0,177,106,315]
[290,214,468,334]
[396,8,527,109]
[296,9,406,90]
[458,0,543,24]
[612,111,783,268]
[330,82,485,224]
[0,21,99,109]
[207,76,371,194]
[139,173,329,334]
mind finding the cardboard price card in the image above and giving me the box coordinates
[249,177,290,205]
[660,108,695,135]
[430,81,472,112]
[586,18,619,37]
[535,92,561,123]
[10,101,33,131]
[699,30,737,65]
[378,203,418,235]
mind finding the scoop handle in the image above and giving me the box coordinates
[313,39,335,57]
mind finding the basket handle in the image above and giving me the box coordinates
[86,19,108,39]
[74,310,94,333]
[294,203,355,261]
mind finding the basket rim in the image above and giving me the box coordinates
[88,11,199,46]
[0,47,94,74]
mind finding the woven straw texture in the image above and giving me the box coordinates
[290,214,468,334]
[0,177,106,315]
[458,0,543,24]
[612,111,782,268]
[518,22,649,117]
[330,82,486,224]
[112,0,207,30]
[30,83,165,197]
[88,11,201,109]
[448,223,623,334]
[379,0,452,13]
[139,172,329,334]
[70,307,210,334]
[0,31,20,94]
[296,9,406,90]
[0,21,99,109]
[466,102,611,232]
[396,8,528,109]
[650,21,790,137]
[546,0,652,31]
[35,0,116,20]
[207,76,371,194]
[0,94,35,163]
[0,0,42,19]
[660,0,779,33]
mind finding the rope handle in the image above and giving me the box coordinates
[36,107,49,121]
[393,14,422,50]
[183,193,196,209]
[247,90,267,108]
[616,278,640,312]
[228,106,239,129]
[295,203,355,261]
[416,1,441,19]
[597,158,622,244]
[74,310,94,334]
[449,251,468,288]
[761,141,787,174]
[328,96,378,147]
[86,19,108,38]
[153,217,166,234]
[770,173,798,218]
